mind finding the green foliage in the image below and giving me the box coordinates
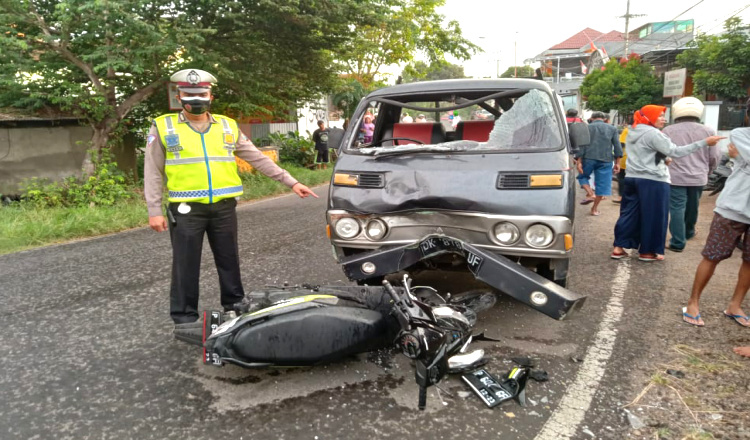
[579,57,663,115]
[331,77,386,119]
[677,17,750,101]
[0,199,147,255]
[500,66,535,78]
[267,132,317,167]
[22,149,133,208]
[402,60,466,83]
[0,0,370,157]
[0,0,210,152]
[1,164,331,255]
[238,162,331,201]
[335,0,478,85]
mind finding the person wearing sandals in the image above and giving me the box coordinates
[682,128,750,327]
[611,105,725,262]
[575,112,622,215]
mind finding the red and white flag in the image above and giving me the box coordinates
[580,60,588,74]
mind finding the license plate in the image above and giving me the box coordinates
[419,236,463,257]
[462,369,512,408]
[203,311,225,366]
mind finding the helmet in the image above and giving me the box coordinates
[672,97,704,120]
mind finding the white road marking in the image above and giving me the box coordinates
[535,260,631,440]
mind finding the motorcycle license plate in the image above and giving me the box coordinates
[419,236,463,257]
[462,369,512,408]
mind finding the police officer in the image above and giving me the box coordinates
[144,68,318,328]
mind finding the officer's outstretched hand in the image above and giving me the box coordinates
[292,183,319,198]
[149,215,168,232]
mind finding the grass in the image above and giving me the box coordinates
[0,164,332,256]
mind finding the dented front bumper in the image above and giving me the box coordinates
[340,235,585,320]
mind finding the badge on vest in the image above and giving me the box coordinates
[165,134,183,152]
[223,133,235,145]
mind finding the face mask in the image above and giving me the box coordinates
[180,97,211,115]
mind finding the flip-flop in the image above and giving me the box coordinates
[591,210,601,216]
[723,311,750,327]
[638,253,665,262]
[682,307,704,327]
[580,198,594,205]
[610,250,628,259]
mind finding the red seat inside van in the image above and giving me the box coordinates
[392,123,444,145]
[456,120,494,142]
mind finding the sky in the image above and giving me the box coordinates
[437,0,750,78]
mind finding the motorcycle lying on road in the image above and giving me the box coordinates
[176,275,493,409]
[175,235,586,409]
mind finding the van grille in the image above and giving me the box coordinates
[497,174,530,189]
[357,173,385,188]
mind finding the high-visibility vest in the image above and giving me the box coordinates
[154,113,243,204]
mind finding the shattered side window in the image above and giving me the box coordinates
[483,89,562,150]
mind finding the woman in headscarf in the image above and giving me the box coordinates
[611,105,725,262]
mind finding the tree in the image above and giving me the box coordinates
[0,0,361,174]
[579,57,662,116]
[677,17,750,101]
[331,77,371,120]
[335,0,478,87]
[500,65,535,78]
[0,0,204,173]
[401,60,465,83]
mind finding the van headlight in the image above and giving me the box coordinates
[334,218,361,239]
[525,224,554,248]
[493,222,520,245]
[364,219,388,240]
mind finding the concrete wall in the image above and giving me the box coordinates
[0,125,92,195]
[0,125,138,194]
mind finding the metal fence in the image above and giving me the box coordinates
[717,102,747,131]
[245,122,298,146]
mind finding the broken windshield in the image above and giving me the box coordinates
[358,89,563,155]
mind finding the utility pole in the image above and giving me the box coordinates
[514,32,518,78]
[619,0,646,57]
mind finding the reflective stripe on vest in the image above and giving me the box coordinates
[153,113,243,204]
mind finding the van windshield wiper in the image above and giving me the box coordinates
[361,145,459,158]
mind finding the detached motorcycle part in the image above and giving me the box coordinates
[340,234,586,320]
[462,366,531,408]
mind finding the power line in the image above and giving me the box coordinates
[638,4,750,68]
[607,0,705,60]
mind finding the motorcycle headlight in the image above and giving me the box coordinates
[525,224,554,248]
[364,219,387,240]
[493,222,520,245]
[334,218,361,239]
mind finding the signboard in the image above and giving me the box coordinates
[168,84,181,110]
[663,68,687,97]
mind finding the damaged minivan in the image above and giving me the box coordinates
[326,79,577,289]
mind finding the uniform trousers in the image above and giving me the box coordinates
[613,177,670,255]
[168,198,244,324]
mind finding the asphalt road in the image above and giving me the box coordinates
[1,186,710,439]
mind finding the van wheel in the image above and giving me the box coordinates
[536,260,568,288]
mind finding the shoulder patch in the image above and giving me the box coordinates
[147,134,156,146]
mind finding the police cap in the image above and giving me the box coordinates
[170,69,217,93]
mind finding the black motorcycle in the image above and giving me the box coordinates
[705,154,734,195]
[176,275,493,410]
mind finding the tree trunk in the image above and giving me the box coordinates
[82,121,116,177]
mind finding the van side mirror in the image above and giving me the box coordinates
[327,127,345,152]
